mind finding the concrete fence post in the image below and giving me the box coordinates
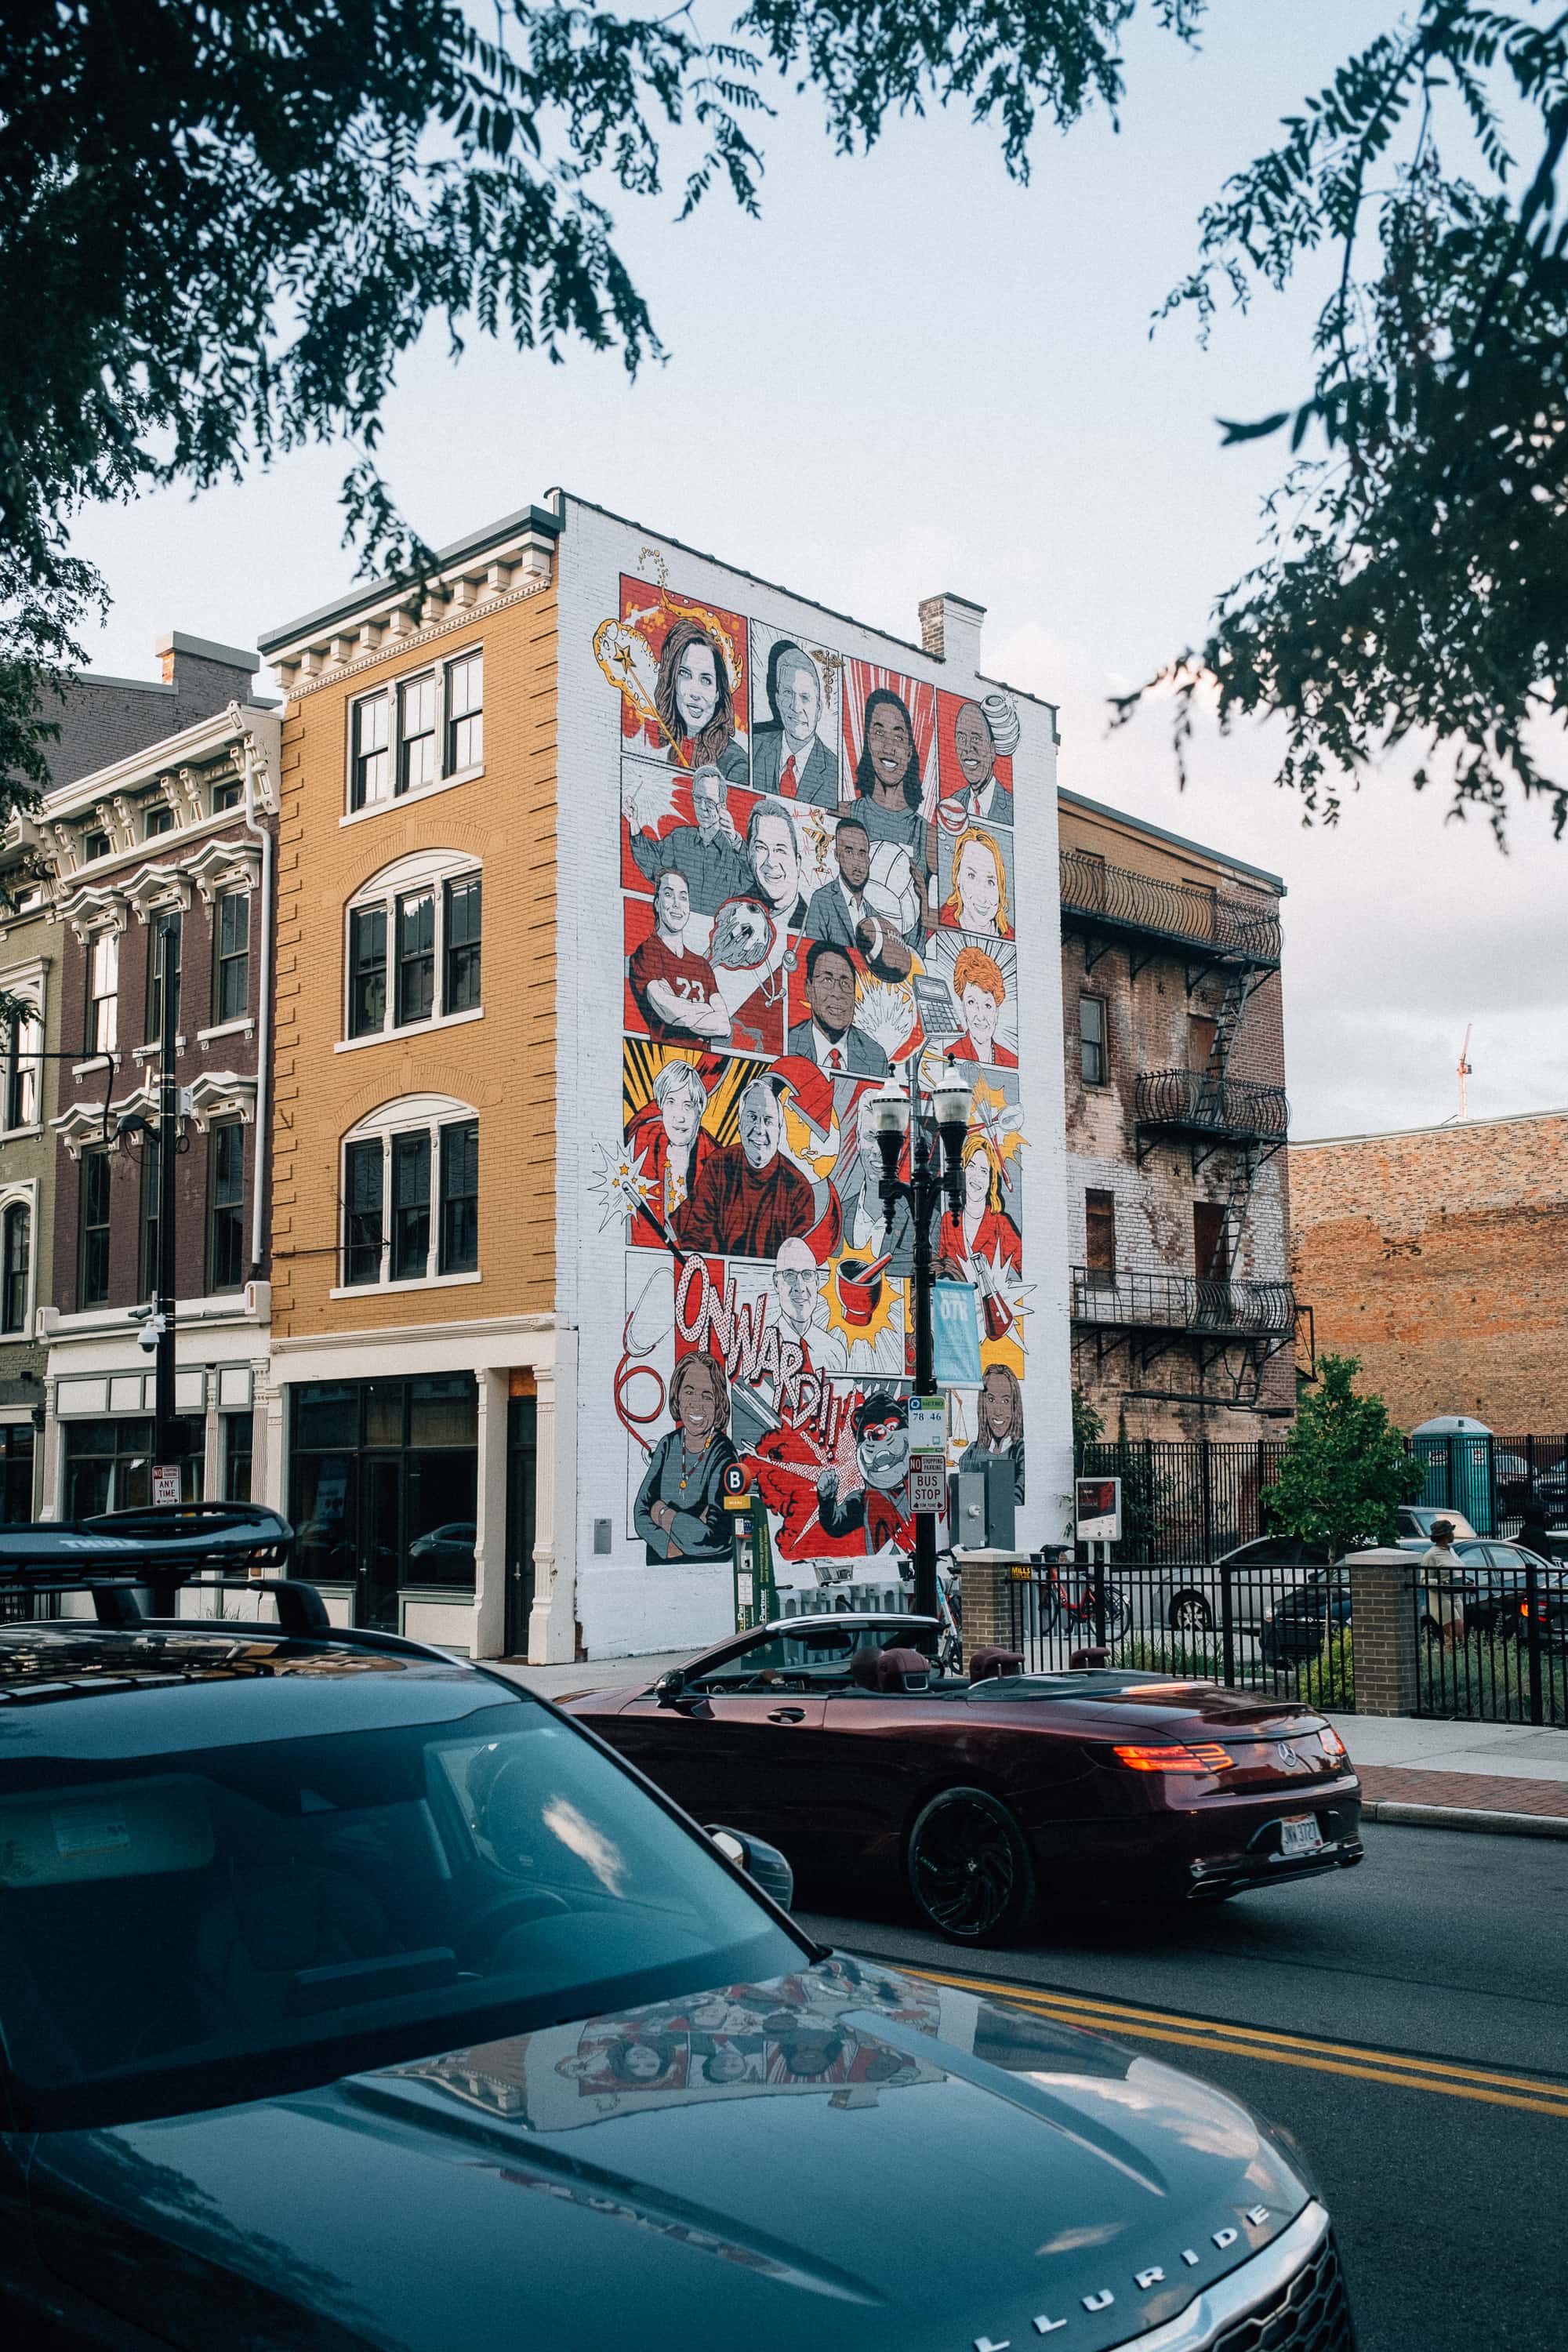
[1345,1548,1421,1716]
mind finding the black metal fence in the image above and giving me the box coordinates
[1078,1439,1290,1565]
[1005,1556,1352,1711]
[1079,1432,1568,1558]
[1002,1555,1567,1727]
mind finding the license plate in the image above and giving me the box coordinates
[1279,1815,1323,1859]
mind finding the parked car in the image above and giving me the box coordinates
[1258,1540,1568,1666]
[568,1612,1363,1943]
[1130,1537,1333,1639]
[0,1521,1357,2352]
[407,1519,478,1576]
[1395,1504,1478,1545]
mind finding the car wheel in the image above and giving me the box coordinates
[1170,1592,1214,1635]
[906,1786,1034,1947]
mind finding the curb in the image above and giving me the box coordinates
[1362,1798,1568,1841]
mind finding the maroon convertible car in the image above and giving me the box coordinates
[568,1614,1363,1944]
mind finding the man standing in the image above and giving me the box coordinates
[950,700,1015,829]
[804,815,913,978]
[751,642,840,806]
[625,764,751,914]
[1420,1517,1468,1653]
[626,870,731,1044]
[787,940,890,1078]
[676,1076,816,1258]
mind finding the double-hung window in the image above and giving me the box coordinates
[86,933,118,1056]
[341,1101,480,1289]
[147,911,181,1045]
[2,1202,30,1335]
[79,1151,111,1308]
[345,855,481,1041]
[1079,994,1106,1086]
[3,1000,41,1131]
[348,649,482,813]
[209,1123,246,1292]
[214,891,250,1023]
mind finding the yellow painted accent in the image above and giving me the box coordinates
[905,1965,1568,2120]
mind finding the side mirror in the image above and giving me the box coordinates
[654,1668,685,1709]
[706,1825,794,1913]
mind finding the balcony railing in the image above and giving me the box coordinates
[1134,1069,1289,1142]
[1060,848,1282,967]
[1072,1267,1297,1338]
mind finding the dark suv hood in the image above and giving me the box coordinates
[29,1955,1309,2352]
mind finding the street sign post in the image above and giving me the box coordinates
[151,1465,181,1508]
[909,1450,946,1515]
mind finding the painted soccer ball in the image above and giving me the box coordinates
[862,842,922,933]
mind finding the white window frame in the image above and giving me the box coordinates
[86,930,118,1056]
[0,960,46,1136]
[339,849,483,1051]
[343,644,484,821]
[333,1093,481,1297]
[0,1179,37,1340]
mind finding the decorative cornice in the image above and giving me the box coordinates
[278,568,550,703]
[187,1070,258,1131]
[56,883,130,942]
[122,862,194,921]
[186,833,263,902]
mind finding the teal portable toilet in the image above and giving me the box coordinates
[1411,1415,1495,1537]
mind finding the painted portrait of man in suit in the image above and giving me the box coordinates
[750,641,840,808]
[786,939,890,1078]
[802,815,913,980]
[948,695,1017,828]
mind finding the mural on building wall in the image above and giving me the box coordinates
[595,557,1035,1579]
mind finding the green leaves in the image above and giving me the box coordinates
[1141,5,1568,839]
[1266,1355,1426,1559]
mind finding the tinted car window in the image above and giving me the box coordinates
[694,1623,937,1690]
[0,1694,797,2132]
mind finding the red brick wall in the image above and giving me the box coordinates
[1290,1112,1568,1430]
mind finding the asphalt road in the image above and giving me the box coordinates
[797,1824,1568,2352]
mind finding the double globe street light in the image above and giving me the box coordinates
[866,1059,975,1621]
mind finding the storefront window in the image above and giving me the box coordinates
[63,1417,203,1519]
[289,1376,478,1631]
[223,1411,253,1501]
[0,1424,34,1523]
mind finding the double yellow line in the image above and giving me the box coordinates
[902,1964,1568,2121]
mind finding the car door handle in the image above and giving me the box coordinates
[767,1707,807,1723]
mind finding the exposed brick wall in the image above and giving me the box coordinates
[40,648,259,789]
[51,815,267,1312]
[1346,1556,1419,1715]
[1291,1111,1568,1430]
[1060,809,1294,1444]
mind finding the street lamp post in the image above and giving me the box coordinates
[868,1058,974,1622]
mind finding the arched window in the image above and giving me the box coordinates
[339,1095,479,1291]
[2,1201,31,1335]
[343,850,481,1044]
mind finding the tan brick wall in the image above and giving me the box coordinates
[271,584,559,1335]
[1290,1112,1568,1430]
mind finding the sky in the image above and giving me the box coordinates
[67,1,1568,1140]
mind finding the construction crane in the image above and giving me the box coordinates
[1457,1024,1473,1120]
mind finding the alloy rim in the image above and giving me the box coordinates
[913,1797,1017,1938]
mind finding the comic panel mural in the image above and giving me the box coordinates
[748,625,844,808]
[597,558,1037,1581]
[935,686,1019,828]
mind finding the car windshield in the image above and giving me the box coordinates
[0,1691,800,2131]
[691,1621,939,1691]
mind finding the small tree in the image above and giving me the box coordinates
[1265,1355,1424,1559]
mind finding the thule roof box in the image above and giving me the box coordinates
[0,1501,325,1635]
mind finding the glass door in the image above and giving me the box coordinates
[359,1455,401,1631]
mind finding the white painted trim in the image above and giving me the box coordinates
[334,1006,483,1054]
[338,764,485,828]
[329,1270,482,1301]
[198,1017,256,1044]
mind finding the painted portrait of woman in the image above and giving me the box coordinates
[940,826,1013,938]
[654,618,749,782]
[938,1133,1022,1277]
[956,1363,1025,1504]
[852,685,931,928]
[626,1058,714,1248]
[633,1352,739,1564]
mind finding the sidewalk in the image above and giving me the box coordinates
[489,1653,684,1702]
[1327,1712,1568,1839]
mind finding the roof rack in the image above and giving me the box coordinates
[0,1501,320,1633]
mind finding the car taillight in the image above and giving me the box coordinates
[1317,1726,1348,1762]
[1112,1743,1232,1773]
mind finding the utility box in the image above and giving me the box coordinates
[951,1462,1014,1551]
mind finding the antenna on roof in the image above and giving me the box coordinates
[1457,1025,1472,1120]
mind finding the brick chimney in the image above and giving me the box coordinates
[918,593,985,674]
